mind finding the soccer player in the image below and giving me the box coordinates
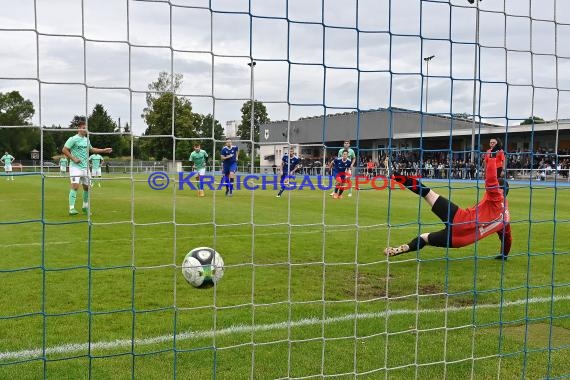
[384,147,512,261]
[220,139,238,197]
[62,119,112,215]
[89,153,104,187]
[487,137,506,178]
[328,149,352,199]
[1,151,15,181]
[276,147,300,198]
[330,141,356,196]
[366,158,376,180]
[59,156,68,176]
[190,143,209,197]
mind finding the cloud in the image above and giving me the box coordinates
[1,0,570,137]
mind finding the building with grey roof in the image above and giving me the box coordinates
[259,108,570,168]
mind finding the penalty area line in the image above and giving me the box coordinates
[0,295,569,362]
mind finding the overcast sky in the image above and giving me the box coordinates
[1,0,569,136]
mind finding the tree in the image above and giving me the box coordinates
[145,71,183,110]
[45,124,75,158]
[0,91,34,125]
[87,104,121,157]
[237,100,270,149]
[142,91,195,160]
[520,116,546,125]
[141,72,228,161]
[0,91,36,158]
[194,113,225,157]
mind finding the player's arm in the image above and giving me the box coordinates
[62,144,81,164]
[497,223,512,255]
[90,147,112,154]
[485,153,501,198]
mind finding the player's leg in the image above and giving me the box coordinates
[394,175,442,207]
[68,167,81,215]
[277,173,287,197]
[198,168,205,196]
[430,195,460,224]
[96,168,102,187]
[228,164,237,195]
[384,228,452,256]
[337,174,347,198]
[222,167,230,195]
[331,172,339,198]
[81,170,90,213]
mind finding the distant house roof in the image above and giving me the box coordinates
[260,108,570,144]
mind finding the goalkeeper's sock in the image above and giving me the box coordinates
[69,189,77,209]
[396,176,431,198]
[407,236,427,251]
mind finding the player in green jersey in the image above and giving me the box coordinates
[59,156,68,176]
[1,152,15,181]
[189,143,209,197]
[89,153,104,187]
[62,119,112,215]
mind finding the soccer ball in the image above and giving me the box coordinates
[181,247,224,288]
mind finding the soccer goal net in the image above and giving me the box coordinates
[1,0,569,379]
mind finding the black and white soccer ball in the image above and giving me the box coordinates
[181,247,224,288]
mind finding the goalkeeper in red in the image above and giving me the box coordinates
[384,146,512,261]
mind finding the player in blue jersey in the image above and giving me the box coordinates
[276,147,300,198]
[220,139,238,196]
[328,149,352,199]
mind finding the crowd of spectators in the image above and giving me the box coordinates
[313,147,570,180]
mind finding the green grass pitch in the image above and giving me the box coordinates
[0,173,569,379]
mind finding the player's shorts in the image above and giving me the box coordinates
[92,168,102,177]
[426,196,460,248]
[4,165,12,172]
[69,166,91,185]
[223,162,237,175]
[60,166,67,172]
[332,171,348,186]
[196,168,206,176]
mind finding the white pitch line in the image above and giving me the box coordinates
[1,295,568,362]
[0,224,391,249]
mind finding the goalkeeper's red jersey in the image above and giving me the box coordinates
[451,157,512,251]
